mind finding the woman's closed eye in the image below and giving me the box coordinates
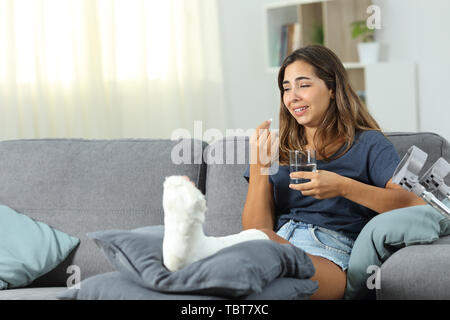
[284,84,310,92]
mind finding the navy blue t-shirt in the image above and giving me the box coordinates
[244,130,400,240]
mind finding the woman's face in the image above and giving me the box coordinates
[282,60,333,130]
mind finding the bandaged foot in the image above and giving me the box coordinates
[162,175,269,272]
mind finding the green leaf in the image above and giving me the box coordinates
[350,20,375,42]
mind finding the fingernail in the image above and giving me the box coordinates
[268,118,273,123]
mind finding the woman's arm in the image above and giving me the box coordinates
[340,177,426,214]
[241,166,276,230]
[242,120,278,230]
[290,170,426,214]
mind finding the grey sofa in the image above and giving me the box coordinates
[0,132,449,300]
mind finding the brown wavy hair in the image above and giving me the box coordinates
[278,45,381,164]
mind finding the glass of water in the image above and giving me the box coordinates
[289,150,317,184]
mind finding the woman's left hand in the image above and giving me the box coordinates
[289,170,347,199]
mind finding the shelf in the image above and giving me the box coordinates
[343,62,365,69]
[264,0,371,69]
[264,0,372,93]
[265,0,329,10]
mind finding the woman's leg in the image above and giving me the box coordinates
[163,176,269,271]
[259,228,347,300]
[163,175,346,298]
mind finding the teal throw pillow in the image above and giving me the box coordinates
[0,205,80,289]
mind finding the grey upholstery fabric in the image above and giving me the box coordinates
[58,272,318,300]
[377,245,450,299]
[2,131,450,300]
[0,287,66,300]
[345,199,450,300]
[385,132,450,187]
[81,225,316,298]
[203,136,252,236]
[376,132,450,299]
[0,139,206,286]
[59,272,226,300]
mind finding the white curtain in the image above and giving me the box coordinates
[0,0,228,140]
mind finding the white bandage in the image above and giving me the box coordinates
[162,175,269,272]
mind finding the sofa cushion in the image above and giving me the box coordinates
[0,205,79,290]
[82,225,317,298]
[0,139,207,286]
[203,136,251,236]
[0,287,67,300]
[345,198,450,300]
[58,271,317,300]
[377,244,450,299]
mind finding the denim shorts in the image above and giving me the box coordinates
[276,219,355,271]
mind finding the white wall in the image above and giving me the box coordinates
[217,0,280,132]
[217,0,450,141]
[373,0,450,140]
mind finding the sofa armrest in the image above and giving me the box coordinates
[377,244,450,299]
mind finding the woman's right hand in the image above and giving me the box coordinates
[249,119,279,169]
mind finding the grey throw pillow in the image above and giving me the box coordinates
[58,271,318,300]
[81,225,317,298]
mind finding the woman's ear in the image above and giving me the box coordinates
[329,90,335,99]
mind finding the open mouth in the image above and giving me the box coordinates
[293,106,309,115]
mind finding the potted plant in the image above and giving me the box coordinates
[312,23,324,46]
[350,20,379,64]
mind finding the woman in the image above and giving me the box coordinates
[242,44,425,299]
[162,45,425,300]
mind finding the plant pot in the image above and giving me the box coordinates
[357,42,380,64]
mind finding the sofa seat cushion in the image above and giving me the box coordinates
[378,244,450,299]
[0,287,67,300]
